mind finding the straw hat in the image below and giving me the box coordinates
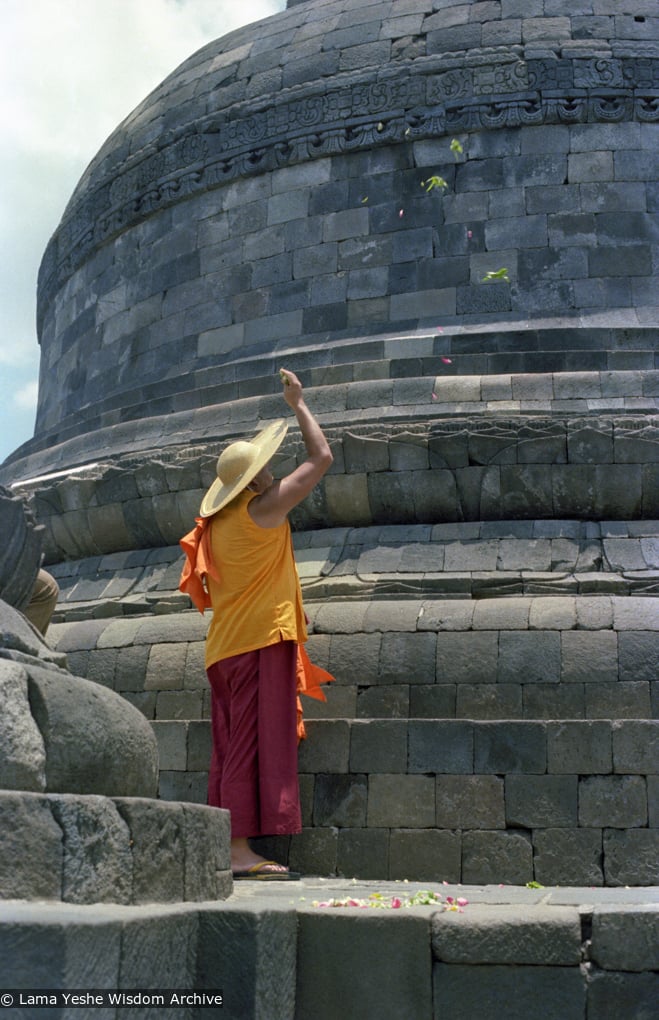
[199,419,288,517]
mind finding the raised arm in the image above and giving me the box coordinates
[248,369,333,528]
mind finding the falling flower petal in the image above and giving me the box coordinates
[467,230,473,239]
[441,356,452,364]
[361,196,369,203]
[436,326,444,333]
[422,175,448,193]
[450,138,463,157]
[482,267,510,283]
[399,209,404,217]
[431,392,438,400]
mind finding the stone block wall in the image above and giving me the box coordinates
[47,591,659,887]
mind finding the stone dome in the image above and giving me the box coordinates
[2,0,656,483]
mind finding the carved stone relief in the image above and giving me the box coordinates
[37,55,659,320]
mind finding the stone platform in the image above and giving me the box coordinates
[1,880,657,1019]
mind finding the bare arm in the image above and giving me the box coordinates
[248,369,333,528]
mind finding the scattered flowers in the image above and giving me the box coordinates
[313,890,468,911]
[482,268,510,283]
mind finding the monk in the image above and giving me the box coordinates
[180,368,333,879]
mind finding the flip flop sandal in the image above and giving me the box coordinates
[233,860,301,881]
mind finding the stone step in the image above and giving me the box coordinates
[18,318,659,443]
[47,595,659,723]
[2,883,657,1020]
[0,790,230,904]
[45,521,659,618]
[21,366,659,460]
[41,344,659,426]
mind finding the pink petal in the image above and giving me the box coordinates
[441,356,452,364]
[467,230,473,239]
[391,897,403,909]
[457,897,468,907]
[431,392,438,400]
[436,326,444,333]
[399,209,404,217]
[446,896,454,904]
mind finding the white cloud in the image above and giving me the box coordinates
[13,379,39,412]
[0,0,285,463]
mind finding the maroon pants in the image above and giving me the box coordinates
[206,640,302,838]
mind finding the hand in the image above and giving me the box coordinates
[279,368,303,408]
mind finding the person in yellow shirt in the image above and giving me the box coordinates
[180,368,333,879]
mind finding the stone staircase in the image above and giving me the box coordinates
[7,319,657,478]
[46,517,658,889]
[11,310,659,894]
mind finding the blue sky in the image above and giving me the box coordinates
[0,0,285,467]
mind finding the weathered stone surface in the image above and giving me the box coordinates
[432,905,581,965]
[114,797,186,903]
[436,775,505,830]
[578,775,647,828]
[590,905,659,974]
[49,794,133,904]
[533,828,603,887]
[0,791,63,899]
[0,660,46,791]
[28,663,158,797]
[297,909,432,1020]
[433,963,586,1020]
[603,830,659,886]
[462,831,533,886]
[196,908,297,1020]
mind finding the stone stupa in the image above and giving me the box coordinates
[1,0,657,888]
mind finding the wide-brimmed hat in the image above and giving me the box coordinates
[199,419,288,517]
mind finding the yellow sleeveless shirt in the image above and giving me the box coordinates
[204,490,308,668]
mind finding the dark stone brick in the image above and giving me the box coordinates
[390,829,461,882]
[302,302,348,334]
[589,245,653,277]
[336,828,390,880]
[408,720,474,773]
[426,24,482,52]
[462,830,533,886]
[410,685,457,718]
[313,774,368,827]
[474,722,547,774]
